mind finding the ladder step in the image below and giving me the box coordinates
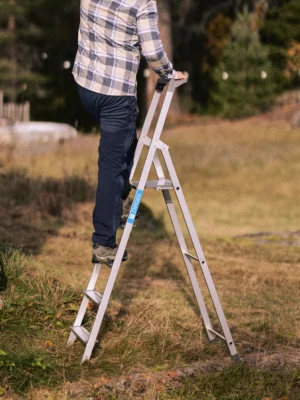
[131,179,173,190]
[183,252,199,261]
[70,326,90,345]
[84,290,103,306]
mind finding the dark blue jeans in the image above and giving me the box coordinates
[77,84,138,247]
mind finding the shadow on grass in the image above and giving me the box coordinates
[0,168,191,368]
[0,167,211,396]
[0,168,96,255]
[160,260,200,315]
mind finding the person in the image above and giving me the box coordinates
[73,0,186,264]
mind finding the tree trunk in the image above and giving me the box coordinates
[252,0,269,22]
[8,0,17,101]
[145,0,180,114]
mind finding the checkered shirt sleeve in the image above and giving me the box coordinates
[137,0,175,80]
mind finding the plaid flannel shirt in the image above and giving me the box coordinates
[73,0,175,96]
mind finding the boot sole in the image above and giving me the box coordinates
[92,254,128,266]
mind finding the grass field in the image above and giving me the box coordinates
[0,116,300,399]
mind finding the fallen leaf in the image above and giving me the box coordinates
[44,340,53,348]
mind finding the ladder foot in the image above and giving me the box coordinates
[81,348,96,364]
[231,354,241,363]
[67,332,77,346]
[81,355,91,364]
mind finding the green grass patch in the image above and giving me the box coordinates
[0,244,83,395]
[160,365,300,400]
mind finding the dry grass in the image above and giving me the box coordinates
[0,117,300,399]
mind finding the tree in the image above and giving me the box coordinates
[170,0,254,112]
[260,0,300,91]
[0,0,80,122]
[0,0,39,101]
[211,7,275,118]
[285,42,300,81]
[23,0,79,123]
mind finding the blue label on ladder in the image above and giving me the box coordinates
[128,189,143,224]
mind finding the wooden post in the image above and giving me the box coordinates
[0,99,30,122]
[8,0,17,102]
[0,91,3,118]
[24,102,30,122]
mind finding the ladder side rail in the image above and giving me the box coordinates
[132,81,176,194]
[139,90,162,139]
[68,264,102,346]
[139,80,169,139]
[68,297,90,346]
[152,147,215,340]
[82,247,127,361]
[130,89,163,182]
[87,264,103,290]
[82,88,177,362]
[153,152,165,180]
[148,85,176,147]
[82,147,164,362]
[162,149,238,357]
[162,189,215,342]
[130,79,176,182]
[152,148,215,340]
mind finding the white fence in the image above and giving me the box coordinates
[0,91,30,122]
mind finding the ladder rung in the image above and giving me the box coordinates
[207,327,226,341]
[183,252,199,261]
[70,326,90,345]
[131,179,173,190]
[84,290,103,306]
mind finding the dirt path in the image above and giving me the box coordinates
[61,349,300,399]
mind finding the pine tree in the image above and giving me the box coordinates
[212,7,275,119]
[0,0,40,102]
[260,0,300,91]
[0,0,79,120]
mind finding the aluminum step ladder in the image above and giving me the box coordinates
[68,76,239,363]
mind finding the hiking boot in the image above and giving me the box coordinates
[120,196,140,228]
[92,243,128,266]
